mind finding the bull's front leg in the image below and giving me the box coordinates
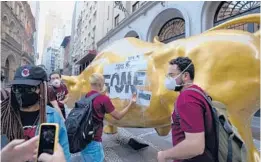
[155,125,171,136]
[103,124,118,134]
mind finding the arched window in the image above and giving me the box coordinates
[214,1,260,33]
[158,18,185,43]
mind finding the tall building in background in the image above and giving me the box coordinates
[41,10,63,64]
[42,17,71,75]
[28,1,40,64]
[70,1,98,75]
[1,1,36,86]
[42,26,63,75]
[60,36,71,75]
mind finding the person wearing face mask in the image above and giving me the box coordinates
[80,73,136,162]
[0,65,71,162]
[48,71,69,119]
[157,57,217,162]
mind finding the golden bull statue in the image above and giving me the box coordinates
[63,14,260,162]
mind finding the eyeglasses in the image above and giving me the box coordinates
[165,73,176,78]
[12,85,38,94]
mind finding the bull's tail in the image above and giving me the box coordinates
[207,13,260,32]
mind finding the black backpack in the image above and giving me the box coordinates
[65,93,100,153]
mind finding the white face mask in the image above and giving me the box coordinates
[52,79,61,88]
[165,74,183,91]
[164,62,192,91]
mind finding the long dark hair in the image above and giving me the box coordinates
[1,82,47,141]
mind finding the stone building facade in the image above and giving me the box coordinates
[1,1,36,85]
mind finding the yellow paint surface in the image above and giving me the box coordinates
[63,14,260,162]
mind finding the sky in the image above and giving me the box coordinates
[37,1,75,64]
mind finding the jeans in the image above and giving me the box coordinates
[81,141,104,162]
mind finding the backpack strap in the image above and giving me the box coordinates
[175,88,213,116]
[184,88,213,106]
[78,93,100,106]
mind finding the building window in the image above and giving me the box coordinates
[158,18,185,43]
[214,1,260,33]
[132,1,140,12]
[114,14,119,27]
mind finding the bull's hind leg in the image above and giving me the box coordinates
[155,125,171,136]
[103,124,118,134]
[232,116,260,162]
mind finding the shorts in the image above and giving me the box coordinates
[81,141,104,162]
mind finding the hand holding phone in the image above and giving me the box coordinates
[1,136,39,162]
[37,123,59,160]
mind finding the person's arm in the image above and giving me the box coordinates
[1,136,39,162]
[158,101,206,162]
[110,101,133,120]
[157,132,205,161]
[59,94,69,104]
[110,94,136,120]
[50,100,65,120]
[59,85,69,104]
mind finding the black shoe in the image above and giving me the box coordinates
[128,138,149,150]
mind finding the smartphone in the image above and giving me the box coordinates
[37,123,59,158]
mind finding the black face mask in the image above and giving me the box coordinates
[174,85,183,92]
[15,92,39,108]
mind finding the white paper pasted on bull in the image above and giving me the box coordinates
[103,56,151,106]
[136,90,152,107]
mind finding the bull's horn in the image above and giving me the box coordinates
[254,30,260,38]
[207,14,260,32]
[153,36,164,45]
[61,75,77,85]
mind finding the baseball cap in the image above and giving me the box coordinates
[10,65,48,86]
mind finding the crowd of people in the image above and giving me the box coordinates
[1,57,220,162]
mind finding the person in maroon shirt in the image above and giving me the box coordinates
[81,73,136,162]
[157,57,217,162]
[48,71,69,119]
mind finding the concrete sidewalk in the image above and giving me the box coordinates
[66,107,260,162]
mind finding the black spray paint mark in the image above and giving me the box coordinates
[138,92,151,101]
[104,71,144,94]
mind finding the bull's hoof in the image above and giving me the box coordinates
[103,125,118,134]
[155,125,171,136]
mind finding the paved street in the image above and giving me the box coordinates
[69,113,260,162]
